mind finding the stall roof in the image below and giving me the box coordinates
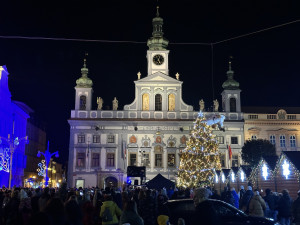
[231,167,239,174]
[283,151,300,170]
[240,165,252,177]
[262,156,279,171]
[222,169,231,178]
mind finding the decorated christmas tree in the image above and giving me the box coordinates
[177,112,222,188]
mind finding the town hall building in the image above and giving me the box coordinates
[68,9,244,188]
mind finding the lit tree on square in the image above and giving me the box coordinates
[177,112,223,188]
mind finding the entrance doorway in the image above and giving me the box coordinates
[104,176,118,188]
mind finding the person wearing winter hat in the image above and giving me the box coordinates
[157,215,170,225]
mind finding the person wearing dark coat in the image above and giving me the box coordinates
[210,190,221,200]
[138,190,156,225]
[263,188,278,220]
[240,186,254,214]
[277,189,292,225]
[222,188,235,207]
[293,191,300,225]
[120,200,144,225]
[192,188,222,225]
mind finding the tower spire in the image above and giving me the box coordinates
[76,53,93,88]
[222,56,240,90]
[147,6,169,50]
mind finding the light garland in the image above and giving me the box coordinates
[0,147,10,172]
[37,160,46,177]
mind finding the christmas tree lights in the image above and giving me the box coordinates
[177,112,222,188]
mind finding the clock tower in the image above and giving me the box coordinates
[147,7,169,76]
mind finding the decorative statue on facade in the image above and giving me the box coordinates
[97,97,103,110]
[199,99,205,111]
[137,71,141,80]
[112,97,118,110]
[213,99,219,112]
[176,72,179,80]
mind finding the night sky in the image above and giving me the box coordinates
[1,0,299,163]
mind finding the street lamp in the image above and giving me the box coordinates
[0,124,28,189]
[37,141,59,187]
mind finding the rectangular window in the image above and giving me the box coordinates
[232,155,239,167]
[106,153,115,167]
[76,179,85,189]
[290,135,296,148]
[216,136,224,144]
[248,115,258,119]
[287,115,296,120]
[78,135,85,143]
[76,153,85,167]
[270,135,276,145]
[91,153,100,167]
[267,115,277,119]
[155,154,162,167]
[280,135,286,147]
[168,154,176,167]
[143,153,150,167]
[130,154,137,166]
[220,154,225,167]
[231,137,238,145]
[107,135,115,143]
[93,135,100,143]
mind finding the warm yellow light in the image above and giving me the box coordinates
[58,179,61,182]
[32,176,36,179]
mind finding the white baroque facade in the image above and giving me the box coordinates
[68,11,244,188]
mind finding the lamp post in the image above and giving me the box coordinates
[37,141,59,187]
[0,122,28,189]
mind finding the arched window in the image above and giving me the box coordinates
[270,135,276,145]
[230,98,236,112]
[79,95,86,110]
[290,135,296,148]
[168,94,175,111]
[142,93,149,111]
[155,94,162,111]
[280,135,286,147]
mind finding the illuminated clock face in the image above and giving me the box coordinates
[153,54,164,65]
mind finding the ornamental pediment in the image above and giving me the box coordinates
[135,72,182,84]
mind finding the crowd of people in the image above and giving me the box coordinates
[1,183,300,225]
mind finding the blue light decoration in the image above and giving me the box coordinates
[231,172,235,182]
[215,174,218,183]
[37,141,59,187]
[240,171,245,182]
[127,177,132,185]
[262,163,268,180]
[37,160,46,177]
[221,174,225,183]
[282,160,290,179]
[0,146,10,172]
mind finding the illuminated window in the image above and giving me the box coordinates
[155,94,162,111]
[76,153,85,167]
[91,153,100,167]
[130,154,137,166]
[290,135,296,148]
[229,98,236,112]
[168,94,175,111]
[251,135,257,140]
[106,153,115,167]
[155,154,162,167]
[93,135,100,143]
[270,135,276,145]
[168,154,175,167]
[280,135,286,147]
[142,93,149,111]
[79,95,86,110]
[78,135,85,143]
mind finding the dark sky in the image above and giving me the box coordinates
[0,0,299,163]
